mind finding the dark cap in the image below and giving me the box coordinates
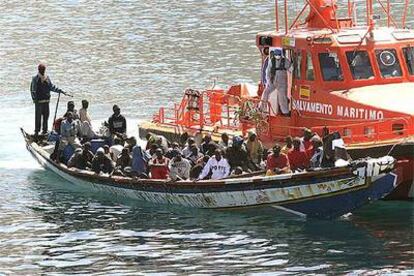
[38,64,46,71]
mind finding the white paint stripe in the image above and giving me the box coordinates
[271,205,307,218]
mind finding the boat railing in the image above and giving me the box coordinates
[152,89,245,131]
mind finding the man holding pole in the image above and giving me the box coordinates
[30,64,68,135]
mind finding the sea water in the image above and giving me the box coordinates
[0,1,413,274]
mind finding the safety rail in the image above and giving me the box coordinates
[152,89,244,131]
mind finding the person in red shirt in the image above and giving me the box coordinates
[266,144,291,174]
[288,138,310,172]
[149,148,170,179]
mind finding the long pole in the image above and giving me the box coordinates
[52,91,61,129]
[402,0,408,28]
[284,0,288,33]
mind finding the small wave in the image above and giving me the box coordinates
[0,160,41,170]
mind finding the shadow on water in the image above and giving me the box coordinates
[22,169,414,274]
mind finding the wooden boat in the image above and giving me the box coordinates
[22,129,402,219]
[138,0,414,199]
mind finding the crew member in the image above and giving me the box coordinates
[30,64,65,135]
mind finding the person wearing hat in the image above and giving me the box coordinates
[168,150,191,181]
[149,148,170,179]
[30,64,66,135]
[266,144,291,175]
[108,104,127,138]
[92,148,114,174]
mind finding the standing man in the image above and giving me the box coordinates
[108,104,127,138]
[30,64,65,135]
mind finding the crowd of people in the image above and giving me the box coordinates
[49,99,348,181]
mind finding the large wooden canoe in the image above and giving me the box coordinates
[22,129,401,219]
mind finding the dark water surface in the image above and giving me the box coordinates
[0,0,413,274]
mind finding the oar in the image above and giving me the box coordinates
[52,91,73,130]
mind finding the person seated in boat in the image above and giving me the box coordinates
[246,131,263,171]
[309,137,324,169]
[67,148,92,170]
[226,136,250,172]
[113,148,132,176]
[165,142,182,159]
[92,148,114,174]
[281,135,293,154]
[266,144,291,175]
[103,145,112,160]
[169,151,191,181]
[63,101,80,120]
[182,137,196,157]
[79,99,91,125]
[190,155,210,180]
[200,133,219,156]
[288,137,310,172]
[109,137,124,162]
[146,143,159,159]
[108,104,127,139]
[197,149,230,181]
[186,145,204,166]
[149,148,170,180]
[218,132,232,150]
[56,111,82,163]
[145,133,169,153]
[125,136,137,153]
[301,128,314,151]
[131,144,150,178]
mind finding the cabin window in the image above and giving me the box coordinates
[293,51,302,80]
[375,49,402,78]
[346,51,374,80]
[319,52,344,81]
[306,53,314,81]
[403,47,414,75]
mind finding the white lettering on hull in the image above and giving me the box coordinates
[293,100,384,120]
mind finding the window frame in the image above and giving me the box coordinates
[318,52,344,82]
[375,48,403,79]
[345,50,375,80]
[402,46,414,76]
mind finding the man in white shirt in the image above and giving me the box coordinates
[169,151,191,181]
[109,137,124,161]
[79,99,91,125]
[198,149,230,180]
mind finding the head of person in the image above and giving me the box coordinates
[103,145,110,154]
[155,148,163,159]
[263,47,269,57]
[221,132,229,143]
[38,64,46,76]
[311,136,322,148]
[285,135,293,147]
[113,105,121,116]
[83,142,91,152]
[150,143,159,153]
[214,149,222,161]
[234,166,243,175]
[121,148,129,156]
[204,133,212,144]
[67,101,75,112]
[96,148,105,159]
[248,131,257,142]
[173,150,182,162]
[202,155,210,164]
[82,99,89,109]
[127,136,137,147]
[303,128,313,141]
[113,137,122,146]
[232,136,243,149]
[187,137,195,146]
[293,137,301,151]
[190,145,198,155]
[66,111,74,122]
[171,142,179,149]
[272,144,281,157]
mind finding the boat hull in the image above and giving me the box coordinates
[138,123,413,200]
[23,130,399,219]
